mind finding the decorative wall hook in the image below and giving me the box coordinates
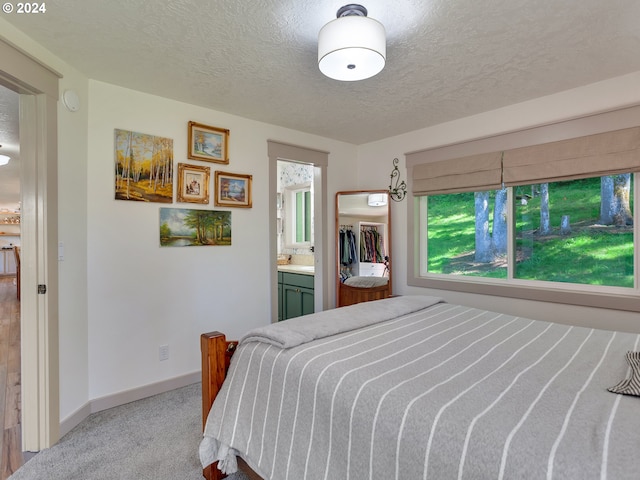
[388,158,406,202]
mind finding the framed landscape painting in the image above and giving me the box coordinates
[114,129,173,203]
[159,208,231,247]
[188,121,229,164]
[214,171,252,208]
[177,163,210,204]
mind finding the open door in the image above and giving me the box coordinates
[0,38,60,451]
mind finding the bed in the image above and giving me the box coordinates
[199,296,640,480]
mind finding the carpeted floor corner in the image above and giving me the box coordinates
[9,383,248,480]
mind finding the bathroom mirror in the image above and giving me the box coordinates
[336,190,392,306]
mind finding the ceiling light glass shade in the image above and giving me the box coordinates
[318,15,386,81]
[0,155,10,166]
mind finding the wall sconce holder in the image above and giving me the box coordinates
[388,158,406,202]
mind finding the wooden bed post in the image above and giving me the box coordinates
[201,331,237,480]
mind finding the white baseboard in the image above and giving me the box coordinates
[59,371,201,437]
[59,401,92,438]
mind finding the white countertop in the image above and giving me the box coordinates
[277,264,315,276]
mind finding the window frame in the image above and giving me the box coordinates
[406,106,640,313]
[284,182,312,248]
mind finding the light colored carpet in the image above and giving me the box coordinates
[9,383,248,480]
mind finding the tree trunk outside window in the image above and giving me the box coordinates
[539,183,550,235]
[492,188,508,255]
[475,191,495,262]
[600,174,632,226]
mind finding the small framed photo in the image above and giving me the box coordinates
[214,171,252,208]
[188,121,229,164]
[177,163,210,204]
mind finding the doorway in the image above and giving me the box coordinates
[267,141,329,322]
[276,160,316,320]
[0,38,60,453]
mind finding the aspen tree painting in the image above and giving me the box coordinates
[115,129,174,202]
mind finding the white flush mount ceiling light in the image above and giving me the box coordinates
[318,4,386,81]
[368,193,388,206]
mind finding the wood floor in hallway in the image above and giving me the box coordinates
[0,276,21,479]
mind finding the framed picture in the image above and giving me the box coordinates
[160,208,231,246]
[114,129,173,203]
[188,121,229,164]
[177,163,210,204]
[214,171,252,208]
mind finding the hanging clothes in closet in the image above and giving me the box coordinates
[360,226,385,263]
[339,225,357,266]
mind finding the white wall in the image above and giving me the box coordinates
[86,80,357,400]
[357,71,640,334]
[57,70,90,423]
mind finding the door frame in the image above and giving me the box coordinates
[0,38,60,451]
[267,141,329,321]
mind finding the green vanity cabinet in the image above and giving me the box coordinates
[278,271,314,320]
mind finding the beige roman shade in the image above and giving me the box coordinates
[502,126,640,186]
[410,126,640,195]
[412,151,503,195]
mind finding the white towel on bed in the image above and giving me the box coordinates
[241,295,443,349]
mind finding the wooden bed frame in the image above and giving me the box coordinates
[201,331,263,480]
[201,291,393,478]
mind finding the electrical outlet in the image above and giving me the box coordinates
[159,344,169,361]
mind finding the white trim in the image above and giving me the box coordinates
[19,93,41,451]
[313,164,327,314]
[58,402,91,439]
[59,371,201,437]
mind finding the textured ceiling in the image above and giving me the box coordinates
[2,0,639,146]
[1,0,640,205]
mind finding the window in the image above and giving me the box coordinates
[426,189,507,279]
[295,189,312,243]
[423,174,634,289]
[285,183,312,247]
[408,118,640,312]
[515,176,633,288]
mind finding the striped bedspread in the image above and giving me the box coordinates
[200,296,640,479]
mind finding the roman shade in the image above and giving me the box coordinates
[410,126,640,196]
[411,151,503,195]
[502,126,640,186]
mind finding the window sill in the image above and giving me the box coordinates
[408,275,640,313]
